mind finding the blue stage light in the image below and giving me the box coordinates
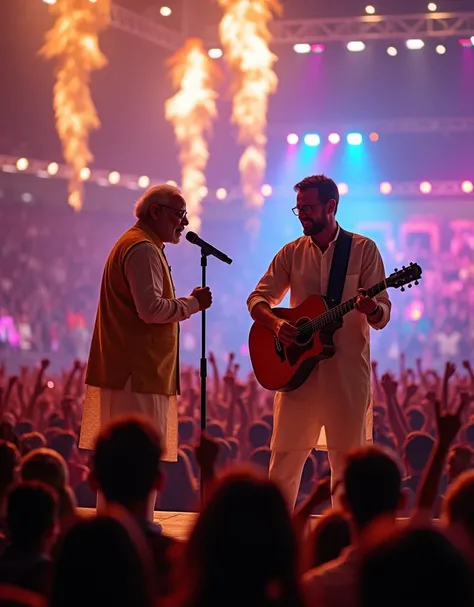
[347,133,363,145]
[303,134,320,146]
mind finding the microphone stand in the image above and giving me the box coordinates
[199,249,209,504]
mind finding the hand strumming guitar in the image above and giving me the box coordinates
[274,318,298,345]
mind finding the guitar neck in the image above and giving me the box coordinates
[311,279,388,332]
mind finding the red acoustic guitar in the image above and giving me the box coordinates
[248,263,422,392]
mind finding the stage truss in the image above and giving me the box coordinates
[267,116,474,136]
[109,5,474,50]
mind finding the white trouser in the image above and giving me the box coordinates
[269,449,346,509]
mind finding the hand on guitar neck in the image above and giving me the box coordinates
[251,302,298,345]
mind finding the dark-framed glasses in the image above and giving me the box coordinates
[292,204,318,217]
[159,205,187,219]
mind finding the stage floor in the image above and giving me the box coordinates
[78,508,197,541]
[77,509,412,540]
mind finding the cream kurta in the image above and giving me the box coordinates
[247,227,391,453]
[80,242,199,461]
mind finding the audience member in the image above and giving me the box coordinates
[0,481,58,595]
[90,415,179,597]
[303,447,405,607]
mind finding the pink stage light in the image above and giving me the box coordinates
[419,181,432,194]
[459,39,473,48]
[311,44,325,53]
[380,182,392,195]
[328,133,341,144]
[461,180,474,193]
[240,344,249,356]
[287,133,299,145]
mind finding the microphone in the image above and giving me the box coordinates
[186,231,233,265]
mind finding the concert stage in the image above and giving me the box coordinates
[78,508,197,540]
[77,509,411,540]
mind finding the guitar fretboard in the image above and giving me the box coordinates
[298,279,388,335]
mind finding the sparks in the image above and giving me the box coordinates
[40,0,110,211]
[218,0,281,209]
[165,39,219,232]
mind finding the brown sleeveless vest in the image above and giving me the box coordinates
[85,221,180,395]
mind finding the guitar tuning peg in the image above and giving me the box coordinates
[394,268,398,272]
[402,265,406,269]
[415,280,419,285]
[401,286,405,292]
[408,283,412,288]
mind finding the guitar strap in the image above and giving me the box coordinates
[325,227,354,308]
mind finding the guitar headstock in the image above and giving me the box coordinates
[386,262,423,292]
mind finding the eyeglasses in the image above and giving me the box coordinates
[158,205,187,219]
[292,204,319,217]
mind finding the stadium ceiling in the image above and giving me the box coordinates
[110,5,474,50]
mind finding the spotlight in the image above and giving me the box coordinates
[365,5,376,14]
[380,182,392,195]
[347,41,366,52]
[47,162,59,175]
[427,2,437,10]
[459,39,473,48]
[16,157,28,171]
[471,36,474,45]
[338,183,349,195]
[108,171,120,185]
[21,193,33,203]
[406,39,425,50]
[160,6,172,16]
[261,184,273,197]
[208,48,223,59]
[328,133,341,144]
[311,44,325,53]
[347,133,363,145]
[198,186,208,198]
[216,188,228,200]
[436,44,446,54]
[287,133,299,145]
[461,180,474,193]
[369,132,379,142]
[387,46,398,56]
[293,43,311,54]
[138,175,150,188]
[303,134,320,146]
[419,181,432,194]
[47,380,55,389]
[80,167,91,180]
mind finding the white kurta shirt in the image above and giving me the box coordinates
[247,228,391,452]
[80,242,199,461]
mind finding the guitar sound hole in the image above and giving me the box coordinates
[295,317,313,346]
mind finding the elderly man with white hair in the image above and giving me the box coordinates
[80,184,212,515]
